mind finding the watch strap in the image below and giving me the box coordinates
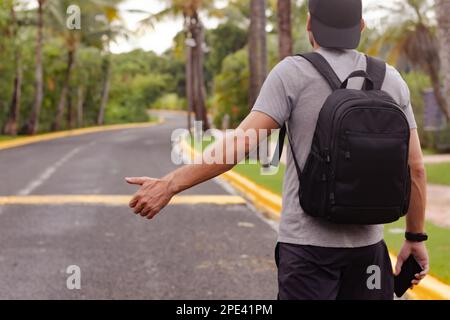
[405,232,428,242]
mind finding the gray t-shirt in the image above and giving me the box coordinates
[252,48,417,248]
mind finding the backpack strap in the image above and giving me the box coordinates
[365,55,386,90]
[297,52,342,91]
[270,122,303,176]
[270,125,286,168]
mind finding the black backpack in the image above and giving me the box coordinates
[272,52,411,225]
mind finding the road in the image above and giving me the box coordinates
[0,113,278,299]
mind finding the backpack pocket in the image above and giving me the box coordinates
[335,130,408,210]
[299,151,328,217]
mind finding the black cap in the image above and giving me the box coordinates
[308,0,362,49]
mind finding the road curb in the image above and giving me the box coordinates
[181,139,450,300]
[0,119,164,151]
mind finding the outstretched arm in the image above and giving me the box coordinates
[126,111,280,219]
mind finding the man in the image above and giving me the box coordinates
[126,0,429,300]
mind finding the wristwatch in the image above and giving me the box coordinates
[405,232,428,242]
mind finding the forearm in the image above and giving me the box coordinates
[163,131,253,195]
[406,164,427,233]
[162,129,251,195]
[163,162,234,195]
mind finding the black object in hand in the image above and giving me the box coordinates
[394,255,423,298]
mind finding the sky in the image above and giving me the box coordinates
[110,0,224,54]
[111,0,380,55]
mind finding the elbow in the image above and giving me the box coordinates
[410,164,427,180]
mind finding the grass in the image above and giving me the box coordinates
[423,149,438,156]
[189,135,285,194]
[0,135,20,142]
[233,162,285,195]
[426,163,450,186]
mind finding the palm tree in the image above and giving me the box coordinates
[2,0,23,136]
[48,0,123,129]
[368,0,450,122]
[248,0,267,109]
[86,0,127,126]
[97,43,112,126]
[277,0,292,60]
[24,0,45,135]
[436,0,450,119]
[51,31,78,131]
[141,0,217,130]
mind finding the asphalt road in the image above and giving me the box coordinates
[0,113,278,299]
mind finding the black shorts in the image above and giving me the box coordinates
[275,240,394,300]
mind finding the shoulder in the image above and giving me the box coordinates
[385,64,406,84]
[382,63,411,106]
[269,55,319,86]
[271,56,309,75]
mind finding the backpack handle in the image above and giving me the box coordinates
[341,70,374,90]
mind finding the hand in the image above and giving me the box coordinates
[395,240,429,288]
[125,176,175,219]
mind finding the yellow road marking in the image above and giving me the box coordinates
[0,119,164,151]
[0,195,246,206]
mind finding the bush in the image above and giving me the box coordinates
[151,93,186,110]
[106,73,170,124]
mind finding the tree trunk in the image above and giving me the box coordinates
[188,16,209,131]
[436,0,450,121]
[67,87,75,129]
[3,52,22,136]
[193,21,209,130]
[24,0,45,135]
[52,48,75,131]
[97,55,111,125]
[249,0,268,109]
[277,0,293,60]
[185,26,194,132]
[76,86,84,128]
[3,6,22,136]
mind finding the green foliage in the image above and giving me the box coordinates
[0,0,447,140]
[212,48,249,128]
[107,49,184,121]
[108,72,169,122]
[152,93,186,110]
[205,22,248,89]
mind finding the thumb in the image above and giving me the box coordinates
[125,177,149,185]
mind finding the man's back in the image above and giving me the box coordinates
[252,48,417,248]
